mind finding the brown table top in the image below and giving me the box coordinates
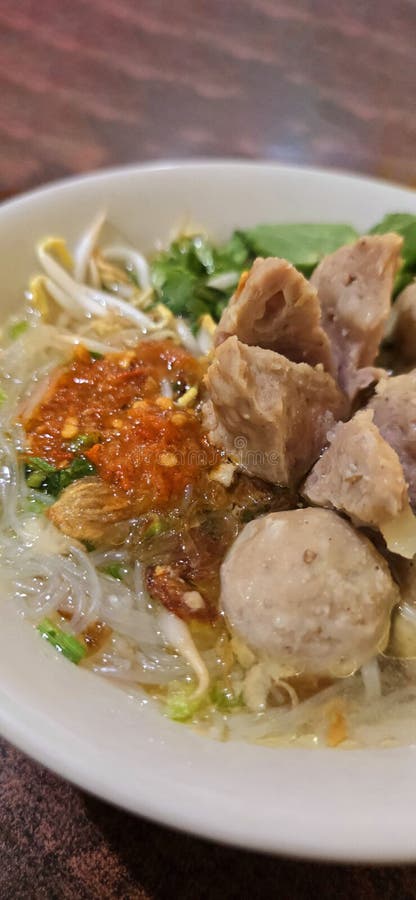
[1,0,416,895]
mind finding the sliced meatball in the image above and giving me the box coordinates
[220,509,398,678]
[303,409,408,528]
[215,257,333,370]
[389,281,416,366]
[202,336,346,486]
[369,371,416,505]
[311,233,402,398]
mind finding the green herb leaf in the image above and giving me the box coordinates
[239,223,359,275]
[25,455,96,497]
[370,213,416,237]
[37,618,86,664]
[213,231,251,273]
[89,350,103,360]
[0,387,7,406]
[151,234,241,327]
[370,213,416,295]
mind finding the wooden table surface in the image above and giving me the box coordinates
[1,0,416,896]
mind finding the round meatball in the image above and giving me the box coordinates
[220,508,398,677]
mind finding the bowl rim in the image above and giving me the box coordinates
[2,156,414,215]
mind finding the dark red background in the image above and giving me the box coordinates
[1,1,416,895]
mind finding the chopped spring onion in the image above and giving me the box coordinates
[142,515,164,540]
[9,320,29,340]
[68,433,101,453]
[25,455,96,497]
[166,681,204,721]
[210,682,243,710]
[102,563,126,580]
[37,618,86,664]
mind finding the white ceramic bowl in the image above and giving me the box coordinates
[1,162,416,864]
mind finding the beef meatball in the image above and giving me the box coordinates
[220,508,398,677]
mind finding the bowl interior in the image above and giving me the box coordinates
[1,161,416,863]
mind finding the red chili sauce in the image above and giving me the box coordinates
[23,341,221,510]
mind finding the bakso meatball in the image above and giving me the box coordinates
[220,508,398,677]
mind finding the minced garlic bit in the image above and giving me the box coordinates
[155,396,173,410]
[61,416,79,439]
[177,385,198,408]
[159,452,178,467]
[183,590,205,611]
[171,412,187,426]
[131,399,148,411]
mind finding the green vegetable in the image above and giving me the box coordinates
[370,213,416,262]
[9,320,29,340]
[213,231,251,273]
[142,514,165,540]
[370,213,416,295]
[25,457,56,489]
[150,224,361,327]
[151,234,240,327]
[165,681,204,721]
[25,455,96,497]
[68,433,100,453]
[102,563,126,580]
[0,387,7,406]
[89,350,103,360]
[210,682,244,710]
[238,223,358,276]
[37,618,86,664]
